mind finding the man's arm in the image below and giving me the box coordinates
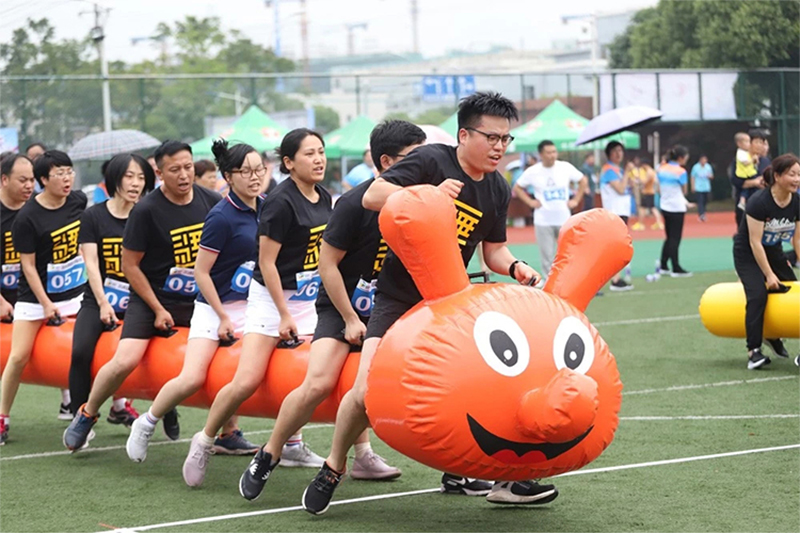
[482,241,540,285]
[363,178,402,211]
[512,183,541,209]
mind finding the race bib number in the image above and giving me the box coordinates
[231,261,255,294]
[543,188,568,202]
[351,277,376,317]
[163,267,197,296]
[103,278,130,313]
[291,270,320,302]
[762,230,794,246]
[46,256,87,294]
[1,264,20,290]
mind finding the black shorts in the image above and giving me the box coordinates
[364,292,416,340]
[120,292,194,340]
[312,304,368,351]
[641,194,655,208]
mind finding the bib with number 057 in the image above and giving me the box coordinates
[351,277,377,317]
[163,267,198,296]
[1,264,20,290]
[104,278,130,313]
[231,261,255,294]
[46,256,87,294]
[291,270,321,301]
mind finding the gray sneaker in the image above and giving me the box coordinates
[280,442,325,468]
[350,451,402,480]
[183,432,213,487]
[126,416,155,463]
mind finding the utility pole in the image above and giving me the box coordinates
[265,0,310,90]
[345,23,367,56]
[410,0,419,54]
[300,0,310,89]
[84,3,112,131]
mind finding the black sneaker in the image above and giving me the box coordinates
[107,406,137,428]
[486,480,559,505]
[302,462,345,515]
[163,408,180,440]
[440,473,492,496]
[670,268,693,278]
[57,402,73,421]
[765,339,790,358]
[747,348,771,370]
[239,448,279,501]
[609,279,633,292]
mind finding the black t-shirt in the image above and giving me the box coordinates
[1,200,22,304]
[123,186,221,302]
[734,188,800,261]
[376,144,510,304]
[13,191,88,303]
[252,179,332,291]
[79,202,129,310]
[317,179,385,314]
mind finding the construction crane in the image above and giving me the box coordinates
[345,22,367,56]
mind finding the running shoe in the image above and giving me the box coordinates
[765,338,790,358]
[57,402,73,421]
[63,404,98,451]
[183,432,213,487]
[163,408,180,441]
[280,442,325,467]
[213,429,260,455]
[486,480,559,504]
[302,462,345,515]
[126,415,155,463]
[440,473,492,496]
[747,348,771,370]
[239,448,279,501]
[350,451,402,480]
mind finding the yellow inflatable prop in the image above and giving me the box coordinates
[699,281,800,339]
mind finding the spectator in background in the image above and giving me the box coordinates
[626,156,647,231]
[639,161,664,229]
[341,149,375,192]
[733,129,767,227]
[600,141,633,291]
[690,155,714,222]
[581,152,597,211]
[657,145,695,278]
[261,151,278,195]
[147,154,161,189]
[25,143,47,194]
[92,160,111,205]
[194,159,224,194]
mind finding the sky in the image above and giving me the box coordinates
[0,0,657,65]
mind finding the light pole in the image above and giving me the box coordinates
[84,3,112,131]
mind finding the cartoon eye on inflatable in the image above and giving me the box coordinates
[473,311,530,377]
[552,316,595,374]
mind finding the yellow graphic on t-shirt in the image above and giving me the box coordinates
[102,237,124,278]
[372,238,388,275]
[170,223,204,268]
[303,224,327,271]
[453,200,483,247]
[3,231,18,265]
[51,220,81,263]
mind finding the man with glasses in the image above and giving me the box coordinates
[300,92,559,516]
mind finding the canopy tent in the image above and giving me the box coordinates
[418,124,457,146]
[190,106,287,159]
[438,112,459,138]
[323,116,377,159]
[509,100,640,153]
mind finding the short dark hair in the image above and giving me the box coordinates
[33,150,72,186]
[153,140,192,168]
[748,128,767,141]
[537,140,555,154]
[103,153,156,197]
[194,159,217,179]
[1,154,32,177]
[369,120,427,171]
[457,91,519,131]
[762,153,800,186]
[666,145,689,162]
[210,139,257,178]
[277,128,324,174]
[605,141,624,158]
[25,142,46,154]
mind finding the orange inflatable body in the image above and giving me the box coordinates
[365,186,631,481]
[0,325,358,421]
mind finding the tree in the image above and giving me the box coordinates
[313,105,340,133]
[415,106,455,126]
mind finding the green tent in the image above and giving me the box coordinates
[509,100,640,153]
[190,106,287,159]
[439,112,459,138]
[323,116,377,159]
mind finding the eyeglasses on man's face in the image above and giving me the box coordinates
[49,168,75,179]
[465,127,514,146]
[232,166,268,179]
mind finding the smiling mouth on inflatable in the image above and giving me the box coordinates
[467,414,592,465]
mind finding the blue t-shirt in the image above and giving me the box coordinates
[690,162,713,193]
[197,191,262,304]
[344,163,374,188]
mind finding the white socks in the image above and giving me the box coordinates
[112,398,126,411]
[61,389,71,406]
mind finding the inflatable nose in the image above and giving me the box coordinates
[517,368,598,443]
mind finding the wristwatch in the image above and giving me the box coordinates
[509,259,527,279]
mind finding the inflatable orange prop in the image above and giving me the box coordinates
[365,185,631,481]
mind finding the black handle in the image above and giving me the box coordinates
[767,283,791,294]
[468,271,491,284]
[277,334,304,349]
[46,316,65,327]
[218,334,239,348]
[103,322,120,332]
[154,327,178,338]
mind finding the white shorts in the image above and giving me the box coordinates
[14,294,83,322]
[187,300,248,341]
[243,280,317,337]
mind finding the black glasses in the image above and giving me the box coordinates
[232,166,268,179]
[465,127,514,146]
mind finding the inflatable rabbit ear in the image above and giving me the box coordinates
[378,185,470,301]
[543,209,633,312]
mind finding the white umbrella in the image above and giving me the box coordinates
[576,106,662,146]
[68,129,161,161]
[419,124,458,147]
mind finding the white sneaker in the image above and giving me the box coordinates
[183,432,213,487]
[126,416,155,463]
[280,442,325,468]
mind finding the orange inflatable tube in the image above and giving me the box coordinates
[0,324,358,421]
[365,186,631,481]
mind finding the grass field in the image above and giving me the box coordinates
[1,269,799,533]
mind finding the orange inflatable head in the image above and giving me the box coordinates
[364,186,631,481]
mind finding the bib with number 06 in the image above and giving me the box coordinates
[104,278,130,313]
[1,263,20,290]
[231,261,255,294]
[46,256,87,294]
[351,277,377,317]
[291,270,321,301]
[163,267,198,296]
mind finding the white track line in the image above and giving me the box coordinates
[100,443,800,533]
[620,414,799,421]
[624,375,797,395]
[0,424,332,462]
[594,314,699,327]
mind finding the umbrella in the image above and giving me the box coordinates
[418,124,457,146]
[68,129,161,161]
[438,112,459,138]
[190,106,287,158]
[576,106,662,146]
[509,100,641,153]
[324,116,377,159]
